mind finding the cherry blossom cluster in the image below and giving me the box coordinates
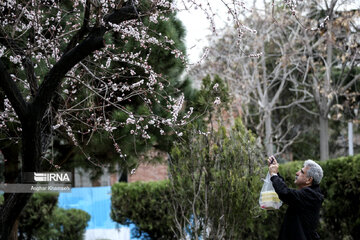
[0,99,19,130]
[107,21,186,63]
[53,60,189,161]
[282,0,302,15]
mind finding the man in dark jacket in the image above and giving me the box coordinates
[268,156,324,240]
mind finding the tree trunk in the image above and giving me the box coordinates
[319,116,329,160]
[0,193,32,240]
[2,144,20,186]
[9,219,19,240]
[265,110,273,156]
[348,121,354,156]
[1,140,22,240]
[1,113,40,240]
[319,5,333,161]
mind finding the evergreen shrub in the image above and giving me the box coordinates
[319,155,360,239]
[16,192,90,240]
[111,181,176,240]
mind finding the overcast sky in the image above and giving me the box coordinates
[175,0,359,64]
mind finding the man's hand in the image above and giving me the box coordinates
[268,155,279,176]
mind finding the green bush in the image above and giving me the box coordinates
[168,119,264,239]
[111,181,176,240]
[17,192,90,240]
[319,155,360,239]
[35,208,91,240]
[18,192,59,239]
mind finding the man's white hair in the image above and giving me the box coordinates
[304,160,323,185]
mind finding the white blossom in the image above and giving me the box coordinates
[213,83,219,91]
[126,116,136,125]
[214,97,221,105]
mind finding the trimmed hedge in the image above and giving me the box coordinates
[318,155,360,239]
[111,181,176,240]
[111,155,360,239]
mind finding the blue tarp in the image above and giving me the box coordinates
[58,186,117,229]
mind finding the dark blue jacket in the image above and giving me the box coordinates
[271,174,324,240]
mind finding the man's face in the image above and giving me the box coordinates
[294,166,312,189]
